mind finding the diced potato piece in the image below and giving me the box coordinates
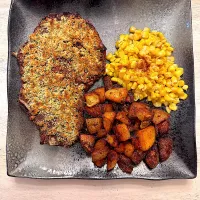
[97,129,107,138]
[114,143,125,153]
[85,92,100,107]
[107,150,118,171]
[145,144,159,169]
[103,76,113,91]
[128,102,152,121]
[93,158,106,168]
[80,134,95,154]
[127,120,140,132]
[94,87,105,103]
[116,111,131,125]
[156,120,170,136]
[106,135,118,147]
[118,155,133,174]
[103,112,116,132]
[158,137,173,162]
[131,150,146,165]
[124,142,135,158]
[131,137,141,150]
[115,124,130,142]
[140,120,151,129]
[152,109,169,125]
[136,126,156,151]
[84,105,102,117]
[102,104,113,112]
[105,88,128,103]
[94,139,107,150]
[86,118,102,134]
[92,145,109,162]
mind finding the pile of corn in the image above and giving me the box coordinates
[106,26,188,113]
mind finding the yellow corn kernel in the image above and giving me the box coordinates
[182,85,188,90]
[153,102,162,107]
[133,33,142,41]
[157,50,166,57]
[127,82,133,90]
[178,80,185,87]
[169,103,177,111]
[168,46,174,52]
[166,107,171,113]
[174,68,184,77]
[106,53,113,60]
[131,82,138,90]
[129,26,136,33]
[171,76,178,84]
[156,59,163,65]
[123,74,131,81]
[137,78,144,84]
[179,93,188,100]
[164,94,172,102]
[142,31,149,39]
[168,64,176,72]
[130,60,137,68]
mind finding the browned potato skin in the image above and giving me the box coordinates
[94,138,107,150]
[140,120,151,129]
[80,134,95,154]
[103,76,113,91]
[131,137,141,150]
[114,143,125,153]
[103,112,116,132]
[102,104,113,112]
[116,111,131,125]
[145,144,159,169]
[125,92,134,103]
[124,142,135,158]
[106,135,118,147]
[128,102,152,121]
[86,118,102,134]
[127,120,140,132]
[94,87,105,103]
[92,146,110,162]
[107,150,118,171]
[93,159,106,168]
[156,120,170,136]
[84,92,100,107]
[118,154,133,174]
[136,126,156,151]
[105,88,128,103]
[152,109,169,125]
[115,123,131,142]
[84,105,103,117]
[97,129,107,138]
[158,137,173,162]
[131,150,146,165]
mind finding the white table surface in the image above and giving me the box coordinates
[0,0,200,199]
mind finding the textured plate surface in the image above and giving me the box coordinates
[7,0,196,179]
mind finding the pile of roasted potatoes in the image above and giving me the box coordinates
[80,76,173,174]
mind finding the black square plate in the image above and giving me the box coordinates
[7,0,196,179]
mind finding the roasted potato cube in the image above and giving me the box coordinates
[106,135,118,147]
[136,126,156,151]
[152,109,170,125]
[118,155,133,174]
[97,129,107,138]
[125,92,134,103]
[114,143,125,153]
[93,158,106,168]
[85,92,100,107]
[86,118,102,134]
[103,112,116,132]
[156,120,170,136]
[94,87,105,103]
[158,137,173,162]
[92,146,109,162]
[128,102,152,121]
[131,137,141,150]
[102,104,113,112]
[140,120,151,129]
[105,88,128,103]
[131,150,146,165]
[84,105,102,117]
[145,144,159,169]
[80,134,95,154]
[127,120,140,132]
[103,76,113,91]
[94,139,107,150]
[115,124,130,142]
[107,150,118,171]
[124,142,135,158]
[116,111,131,125]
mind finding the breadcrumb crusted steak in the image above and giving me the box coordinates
[17,13,106,146]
